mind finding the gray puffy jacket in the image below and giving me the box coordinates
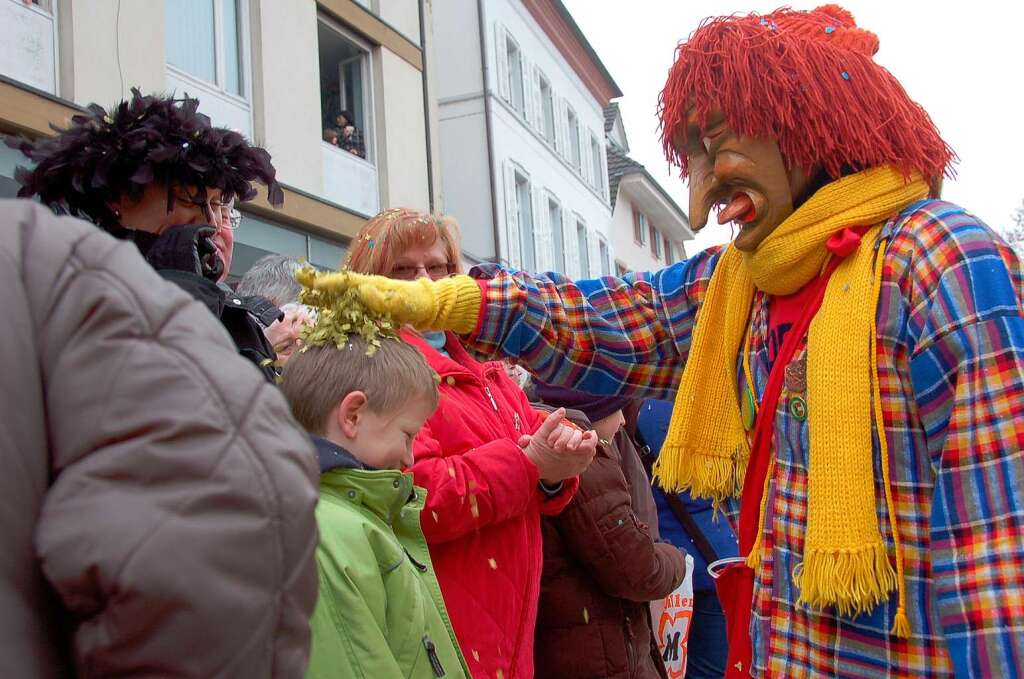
[0,200,319,678]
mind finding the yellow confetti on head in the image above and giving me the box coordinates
[295,265,398,356]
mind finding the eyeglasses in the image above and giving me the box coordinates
[173,192,232,225]
[388,262,454,280]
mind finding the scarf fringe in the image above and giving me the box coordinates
[793,542,897,618]
[652,444,748,508]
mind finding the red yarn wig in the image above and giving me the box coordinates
[658,5,955,182]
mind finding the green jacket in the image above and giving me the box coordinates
[306,437,469,679]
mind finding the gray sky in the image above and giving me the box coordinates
[562,0,1024,253]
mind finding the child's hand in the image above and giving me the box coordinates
[517,408,597,484]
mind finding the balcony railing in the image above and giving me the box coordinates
[321,141,379,217]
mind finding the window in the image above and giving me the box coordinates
[514,169,536,271]
[599,239,611,276]
[166,0,245,97]
[664,237,673,264]
[566,105,581,172]
[650,224,662,259]
[318,18,372,161]
[506,36,525,116]
[230,212,347,282]
[590,133,604,194]
[539,73,555,144]
[1,0,58,94]
[576,219,590,276]
[548,195,565,272]
[633,210,648,245]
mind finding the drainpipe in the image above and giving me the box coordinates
[417,0,435,212]
[476,0,502,263]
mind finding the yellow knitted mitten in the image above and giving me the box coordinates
[303,270,482,334]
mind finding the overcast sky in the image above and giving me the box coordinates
[562,0,1024,253]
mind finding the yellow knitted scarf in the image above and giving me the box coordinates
[653,166,928,633]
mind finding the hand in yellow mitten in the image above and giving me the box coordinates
[298,269,482,334]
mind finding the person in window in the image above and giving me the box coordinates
[10,89,284,381]
[323,127,340,146]
[335,109,365,158]
[328,207,597,679]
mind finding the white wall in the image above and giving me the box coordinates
[250,0,322,196]
[611,190,687,274]
[486,0,611,275]
[432,0,495,259]
[376,49,430,211]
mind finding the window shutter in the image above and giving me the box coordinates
[503,161,521,267]
[564,208,580,278]
[582,128,594,186]
[532,188,550,271]
[557,98,569,159]
[632,209,642,243]
[495,25,509,102]
[587,228,602,278]
[527,65,539,128]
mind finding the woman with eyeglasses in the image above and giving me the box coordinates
[340,208,597,679]
[12,89,282,380]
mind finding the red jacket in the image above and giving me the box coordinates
[403,330,577,679]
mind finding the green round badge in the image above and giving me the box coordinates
[788,395,808,422]
[741,385,756,431]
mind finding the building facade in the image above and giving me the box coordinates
[0,0,441,277]
[604,103,692,275]
[432,0,621,277]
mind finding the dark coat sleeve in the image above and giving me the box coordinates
[552,442,686,602]
[14,204,319,678]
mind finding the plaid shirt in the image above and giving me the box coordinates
[468,200,1024,678]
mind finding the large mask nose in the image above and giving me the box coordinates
[687,152,719,232]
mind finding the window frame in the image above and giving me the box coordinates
[505,33,526,117]
[576,217,590,275]
[566,104,582,173]
[538,71,555,145]
[165,0,251,105]
[589,131,604,194]
[513,167,536,271]
[664,236,673,264]
[547,192,565,272]
[598,237,611,276]
[650,223,662,259]
[634,210,649,245]
[317,15,377,164]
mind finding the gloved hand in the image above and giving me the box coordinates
[140,224,224,281]
[298,269,482,334]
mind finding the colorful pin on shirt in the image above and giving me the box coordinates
[784,356,807,393]
[741,385,757,431]
[789,395,808,422]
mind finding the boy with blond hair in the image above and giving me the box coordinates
[282,335,469,679]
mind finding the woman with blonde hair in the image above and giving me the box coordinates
[342,208,597,679]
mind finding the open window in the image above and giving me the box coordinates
[633,210,648,245]
[650,223,662,259]
[317,16,378,215]
[318,18,372,161]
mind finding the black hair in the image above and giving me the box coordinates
[336,110,356,126]
[8,88,283,235]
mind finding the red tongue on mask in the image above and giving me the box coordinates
[717,192,756,225]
